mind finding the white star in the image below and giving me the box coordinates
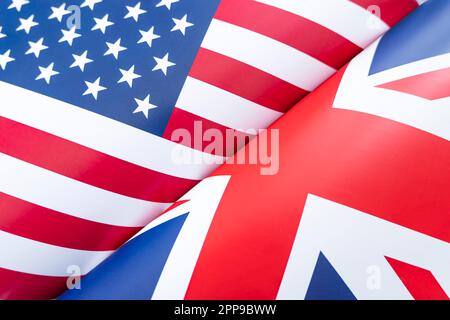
[124,2,146,22]
[25,38,48,58]
[137,26,160,48]
[0,27,6,39]
[59,26,81,46]
[16,15,39,34]
[49,3,71,22]
[153,53,175,75]
[80,0,102,10]
[118,65,141,88]
[133,94,158,119]
[70,50,93,71]
[8,0,29,12]
[92,14,114,34]
[104,38,126,59]
[83,77,106,100]
[0,50,15,70]
[36,62,59,84]
[171,14,193,35]
[156,0,179,10]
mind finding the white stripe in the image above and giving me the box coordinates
[0,230,112,277]
[255,0,389,48]
[334,40,450,141]
[0,153,170,227]
[202,19,335,91]
[0,81,224,180]
[130,201,189,241]
[176,77,283,131]
[278,195,450,299]
[152,176,231,299]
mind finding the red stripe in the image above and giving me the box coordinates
[351,0,419,27]
[164,108,254,157]
[0,116,197,203]
[386,257,449,300]
[186,68,450,298]
[214,0,362,69]
[190,48,307,113]
[377,67,450,100]
[0,192,140,251]
[0,267,67,300]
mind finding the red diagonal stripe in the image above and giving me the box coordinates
[351,0,419,27]
[190,48,307,113]
[377,67,450,100]
[215,0,361,69]
[386,257,449,300]
[0,192,140,251]
[0,116,197,203]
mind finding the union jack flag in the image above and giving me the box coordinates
[59,0,449,300]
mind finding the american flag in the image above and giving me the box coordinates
[60,0,449,300]
[0,0,419,299]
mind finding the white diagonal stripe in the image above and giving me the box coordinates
[367,52,450,87]
[152,176,231,300]
[333,41,450,141]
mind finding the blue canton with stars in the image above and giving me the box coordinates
[0,0,220,136]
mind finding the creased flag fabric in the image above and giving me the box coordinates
[0,0,421,299]
[60,0,449,300]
